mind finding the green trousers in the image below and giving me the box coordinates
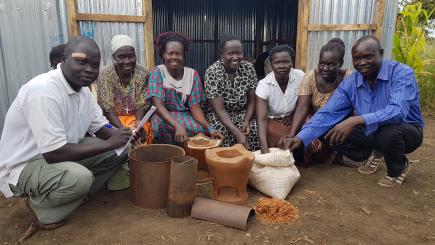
[9,137,128,224]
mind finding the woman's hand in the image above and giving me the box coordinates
[241,121,250,135]
[210,130,224,140]
[235,132,249,149]
[174,125,189,144]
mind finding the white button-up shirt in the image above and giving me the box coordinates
[255,68,305,118]
[0,66,108,197]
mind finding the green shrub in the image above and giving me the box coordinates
[393,3,435,110]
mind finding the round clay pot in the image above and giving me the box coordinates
[184,133,221,183]
[128,144,185,209]
[205,144,254,204]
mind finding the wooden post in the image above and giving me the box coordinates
[374,0,386,41]
[295,0,310,71]
[66,0,79,37]
[143,0,155,69]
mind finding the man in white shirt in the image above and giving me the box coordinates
[0,37,132,232]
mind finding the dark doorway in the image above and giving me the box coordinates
[153,0,298,77]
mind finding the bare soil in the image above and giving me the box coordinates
[1,116,434,245]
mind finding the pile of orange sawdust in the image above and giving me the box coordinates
[254,197,299,224]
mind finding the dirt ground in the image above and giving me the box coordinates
[1,116,434,245]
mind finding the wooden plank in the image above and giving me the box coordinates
[374,0,386,41]
[66,0,79,37]
[143,0,155,69]
[308,24,377,31]
[76,13,145,23]
[295,0,310,71]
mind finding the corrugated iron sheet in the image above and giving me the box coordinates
[382,0,398,60]
[307,0,397,70]
[77,0,146,66]
[0,0,67,133]
[153,0,298,77]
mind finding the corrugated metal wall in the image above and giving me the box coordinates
[77,0,146,66]
[381,0,398,60]
[306,0,397,70]
[0,0,68,134]
[153,0,298,77]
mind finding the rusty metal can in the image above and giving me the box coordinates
[166,155,198,217]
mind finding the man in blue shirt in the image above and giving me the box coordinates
[279,36,424,188]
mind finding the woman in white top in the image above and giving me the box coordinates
[255,45,305,154]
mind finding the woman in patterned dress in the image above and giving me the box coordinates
[204,35,260,150]
[146,32,223,144]
[97,35,153,145]
[283,38,354,166]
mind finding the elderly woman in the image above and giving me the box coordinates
[205,35,259,150]
[97,35,153,145]
[283,38,354,166]
[255,45,305,154]
[146,32,223,144]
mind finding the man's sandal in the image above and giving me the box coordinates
[16,200,66,243]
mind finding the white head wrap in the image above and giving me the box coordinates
[111,35,134,54]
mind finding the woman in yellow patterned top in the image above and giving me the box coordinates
[287,38,353,166]
[97,35,153,145]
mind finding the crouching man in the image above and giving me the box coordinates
[278,36,424,188]
[0,37,132,233]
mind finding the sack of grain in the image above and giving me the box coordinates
[249,148,300,199]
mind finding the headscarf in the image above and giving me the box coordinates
[111,35,134,54]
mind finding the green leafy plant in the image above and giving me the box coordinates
[393,2,433,72]
[393,2,435,110]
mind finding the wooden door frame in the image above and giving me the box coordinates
[295,0,386,71]
[65,0,155,69]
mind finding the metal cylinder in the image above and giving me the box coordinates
[191,197,255,230]
[166,156,198,217]
[128,144,185,209]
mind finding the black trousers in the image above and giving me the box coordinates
[335,123,423,177]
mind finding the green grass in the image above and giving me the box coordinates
[418,38,435,111]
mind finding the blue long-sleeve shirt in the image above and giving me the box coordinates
[297,60,424,147]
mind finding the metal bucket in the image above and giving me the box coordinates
[128,144,185,209]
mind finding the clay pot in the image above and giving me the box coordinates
[128,144,185,209]
[166,156,198,218]
[205,144,254,204]
[184,133,222,183]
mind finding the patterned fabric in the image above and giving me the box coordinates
[146,66,207,144]
[204,59,260,150]
[299,69,353,111]
[298,60,424,147]
[97,64,149,116]
[118,115,154,145]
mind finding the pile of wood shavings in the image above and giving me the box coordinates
[254,197,299,224]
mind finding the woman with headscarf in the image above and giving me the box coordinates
[97,34,153,145]
[204,35,260,150]
[283,38,354,166]
[146,32,223,144]
[255,45,305,154]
